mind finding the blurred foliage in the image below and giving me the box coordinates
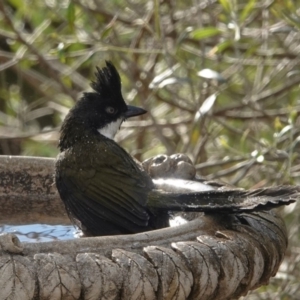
[0,0,300,298]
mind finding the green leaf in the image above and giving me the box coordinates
[280,10,300,29]
[101,26,113,40]
[214,40,233,53]
[67,2,76,31]
[8,0,24,10]
[240,0,257,23]
[189,27,221,40]
[218,0,231,12]
[153,0,161,39]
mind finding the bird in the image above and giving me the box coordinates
[55,61,299,236]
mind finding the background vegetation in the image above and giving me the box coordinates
[0,0,299,298]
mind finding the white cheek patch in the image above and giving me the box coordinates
[98,118,123,140]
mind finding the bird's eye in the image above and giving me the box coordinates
[105,106,116,114]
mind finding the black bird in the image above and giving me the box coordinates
[55,61,298,236]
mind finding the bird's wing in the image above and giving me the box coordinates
[56,142,152,234]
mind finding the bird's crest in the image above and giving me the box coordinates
[91,61,122,98]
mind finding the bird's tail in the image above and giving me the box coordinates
[148,185,299,213]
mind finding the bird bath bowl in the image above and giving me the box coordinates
[0,155,291,300]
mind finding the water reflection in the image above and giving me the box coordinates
[0,224,79,242]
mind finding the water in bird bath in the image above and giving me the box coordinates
[2,220,186,242]
[0,224,79,242]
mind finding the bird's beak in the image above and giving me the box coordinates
[125,105,147,118]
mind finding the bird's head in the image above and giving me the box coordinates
[59,61,147,151]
